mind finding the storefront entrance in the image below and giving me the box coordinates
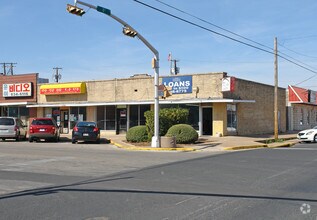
[116,107,127,134]
[203,107,212,135]
[60,110,69,134]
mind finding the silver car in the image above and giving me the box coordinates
[0,117,27,141]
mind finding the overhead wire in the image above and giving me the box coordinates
[133,0,317,85]
[278,43,317,59]
[153,0,273,51]
[133,0,274,55]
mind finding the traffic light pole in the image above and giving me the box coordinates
[72,0,161,148]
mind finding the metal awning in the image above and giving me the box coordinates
[0,102,37,106]
[26,98,255,108]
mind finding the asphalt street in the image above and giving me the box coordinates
[0,141,316,220]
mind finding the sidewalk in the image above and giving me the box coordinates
[106,132,299,152]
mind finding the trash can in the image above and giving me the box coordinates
[161,136,176,148]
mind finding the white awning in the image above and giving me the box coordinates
[0,102,37,106]
[26,98,255,108]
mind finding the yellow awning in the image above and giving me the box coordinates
[40,82,86,95]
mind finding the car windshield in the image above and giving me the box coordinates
[32,119,54,126]
[0,118,15,126]
[77,122,96,127]
[313,126,317,129]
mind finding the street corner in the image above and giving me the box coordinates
[267,141,297,148]
[109,139,196,152]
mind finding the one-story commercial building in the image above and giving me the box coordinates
[0,73,42,126]
[22,72,286,136]
[287,85,317,131]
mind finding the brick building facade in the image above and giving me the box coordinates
[27,72,286,136]
[0,73,39,125]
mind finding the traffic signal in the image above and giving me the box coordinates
[66,4,86,16]
[122,26,138,38]
[163,86,172,99]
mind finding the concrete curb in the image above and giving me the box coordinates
[267,142,296,148]
[110,140,196,152]
[224,142,296,150]
[224,144,267,151]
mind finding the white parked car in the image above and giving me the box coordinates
[0,117,27,141]
[297,126,317,142]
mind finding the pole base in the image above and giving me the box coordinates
[151,136,160,148]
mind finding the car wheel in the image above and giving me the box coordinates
[2,138,5,141]
[54,136,59,142]
[29,137,33,143]
[96,138,100,144]
[71,139,76,144]
[314,134,317,143]
[15,132,20,142]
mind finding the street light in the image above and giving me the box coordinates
[67,0,161,148]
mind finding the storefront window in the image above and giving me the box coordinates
[8,107,18,117]
[1,107,8,116]
[19,107,29,116]
[97,106,105,130]
[140,105,150,125]
[129,105,151,128]
[129,105,139,128]
[161,104,199,130]
[227,104,237,132]
[70,107,86,129]
[106,106,116,130]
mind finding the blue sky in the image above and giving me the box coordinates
[1,0,317,89]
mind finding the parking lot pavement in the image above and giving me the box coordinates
[0,138,225,196]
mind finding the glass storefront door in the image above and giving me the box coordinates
[203,107,212,135]
[60,110,69,134]
[116,108,127,134]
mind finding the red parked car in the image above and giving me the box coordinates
[29,118,60,142]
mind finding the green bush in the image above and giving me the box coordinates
[166,124,198,144]
[144,108,189,139]
[126,126,148,143]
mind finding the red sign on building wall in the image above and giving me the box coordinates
[3,83,32,97]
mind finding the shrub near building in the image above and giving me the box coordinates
[166,124,198,144]
[126,125,148,143]
[144,108,189,139]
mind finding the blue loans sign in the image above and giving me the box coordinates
[162,75,192,94]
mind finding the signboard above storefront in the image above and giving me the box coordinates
[222,77,235,92]
[40,82,86,95]
[3,82,32,97]
[162,75,192,94]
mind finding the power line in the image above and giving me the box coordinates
[278,43,317,59]
[133,0,274,54]
[281,34,317,41]
[133,0,317,85]
[154,0,317,78]
[153,0,273,52]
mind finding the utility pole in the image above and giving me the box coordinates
[53,67,62,82]
[168,53,180,75]
[274,37,278,140]
[0,62,17,75]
